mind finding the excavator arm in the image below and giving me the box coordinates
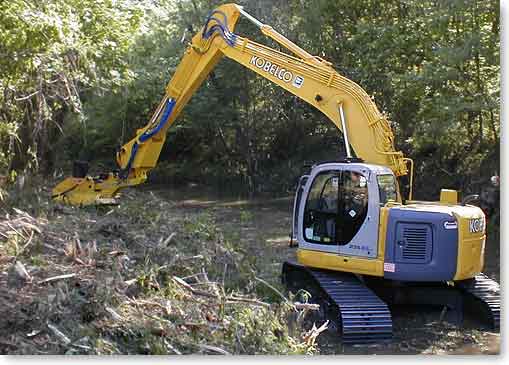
[52,3,408,206]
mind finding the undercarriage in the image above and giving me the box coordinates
[282,261,500,344]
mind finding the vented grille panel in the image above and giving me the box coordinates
[395,223,432,264]
[402,227,427,260]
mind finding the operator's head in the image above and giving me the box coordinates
[351,171,368,189]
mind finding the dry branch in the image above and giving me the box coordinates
[302,320,329,346]
[38,273,76,285]
[198,344,231,355]
[294,302,320,311]
[173,276,218,299]
[255,276,289,304]
[47,323,71,345]
[225,297,270,308]
[160,232,177,247]
[173,275,270,307]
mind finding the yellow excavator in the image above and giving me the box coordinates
[52,4,499,343]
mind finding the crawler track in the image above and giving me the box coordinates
[457,273,500,330]
[282,261,392,343]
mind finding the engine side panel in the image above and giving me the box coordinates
[383,208,458,281]
[452,207,486,280]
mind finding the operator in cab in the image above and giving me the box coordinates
[341,171,368,243]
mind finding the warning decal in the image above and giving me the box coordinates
[384,263,395,273]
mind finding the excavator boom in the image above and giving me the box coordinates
[52,3,407,206]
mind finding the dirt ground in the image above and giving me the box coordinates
[156,185,501,355]
[0,185,500,355]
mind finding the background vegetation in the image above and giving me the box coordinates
[0,0,499,199]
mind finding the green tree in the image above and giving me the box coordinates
[0,0,142,176]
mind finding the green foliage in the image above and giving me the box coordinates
[0,0,500,201]
[291,0,499,198]
[0,0,143,175]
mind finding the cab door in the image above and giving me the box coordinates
[299,170,342,254]
[337,169,379,258]
[298,165,380,258]
[291,175,309,244]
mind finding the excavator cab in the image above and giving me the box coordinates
[291,161,488,283]
[292,162,395,259]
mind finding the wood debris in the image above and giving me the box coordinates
[198,344,231,355]
[37,273,76,285]
[0,209,44,240]
[302,321,329,346]
[7,261,31,288]
[0,190,325,355]
[47,323,71,345]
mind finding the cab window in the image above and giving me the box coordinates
[377,174,398,205]
[303,172,339,245]
[341,171,369,244]
[303,170,369,245]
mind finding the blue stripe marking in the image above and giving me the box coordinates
[120,98,176,179]
[139,98,176,142]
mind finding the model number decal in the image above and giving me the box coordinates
[250,56,304,87]
[349,244,370,251]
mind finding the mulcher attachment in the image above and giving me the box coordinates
[282,261,393,344]
[457,273,500,331]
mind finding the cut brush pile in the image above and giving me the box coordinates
[0,189,324,355]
